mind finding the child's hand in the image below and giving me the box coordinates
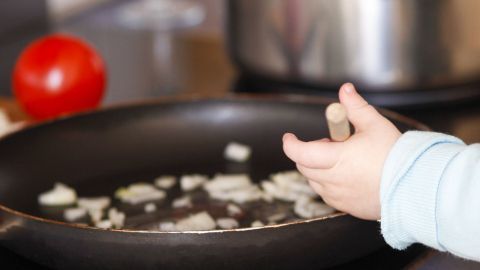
[282,83,401,220]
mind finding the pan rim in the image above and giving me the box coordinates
[0,93,429,234]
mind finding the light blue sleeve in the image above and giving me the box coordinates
[380,131,480,261]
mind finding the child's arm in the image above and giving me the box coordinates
[282,83,480,261]
[381,130,479,260]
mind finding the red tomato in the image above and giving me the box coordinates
[12,34,106,120]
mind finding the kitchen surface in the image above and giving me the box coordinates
[0,0,480,269]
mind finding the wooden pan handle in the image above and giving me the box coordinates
[325,103,351,142]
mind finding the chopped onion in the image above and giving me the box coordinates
[226,203,242,216]
[63,207,87,222]
[126,191,165,204]
[95,220,112,229]
[261,191,274,203]
[115,183,166,204]
[204,174,263,203]
[154,175,177,189]
[208,185,263,204]
[144,203,157,213]
[77,196,110,211]
[216,218,239,229]
[172,195,192,208]
[251,220,264,228]
[38,183,77,206]
[41,154,334,231]
[127,183,157,194]
[261,181,301,202]
[180,174,208,192]
[224,142,251,162]
[88,209,103,223]
[267,213,286,223]
[271,171,316,197]
[108,208,126,228]
[159,222,176,232]
[261,170,317,202]
[294,196,335,219]
[175,211,216,231]
[204,174,252,192]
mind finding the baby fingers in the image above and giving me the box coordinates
[283,133,342,169]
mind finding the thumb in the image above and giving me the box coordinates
[338,83,384,132]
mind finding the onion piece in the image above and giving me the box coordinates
[38,183,77,206]
[175,211,216,231]
[226,203,242,216]
[88,209,103,223]
[64,207,87,222]
[77,196,110,211]
[154,175,177,189]
[172,195,192,208]
[294,196,335,219]
[208,185,263,204]
[261,191,274,203]
[271,171,316,197]
[251,220,264,228]
[224,142,251,162]
[180,175,208,192]
[261,181,301,202]
[216,218,239,229]
[108,208,126,229]
[144,203,157,213]
[123,190,165,204]
[204,174,252,192]
[115,183,166,204]
[95,220,112,229]
[267,213,287,223]
[261,169,318,202]
[127,183,158,195]
[204,174,263,203]
[159,222,176,232]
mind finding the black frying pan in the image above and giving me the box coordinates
[0,95,429,269]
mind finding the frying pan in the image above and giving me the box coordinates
[0,94,428,269]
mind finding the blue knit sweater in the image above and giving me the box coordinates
[381,131,480,261]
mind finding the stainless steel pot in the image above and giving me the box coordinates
[227,0,480,91]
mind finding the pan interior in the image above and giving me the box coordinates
[0,98,414,228]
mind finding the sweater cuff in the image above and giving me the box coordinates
[380,131,465,250]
